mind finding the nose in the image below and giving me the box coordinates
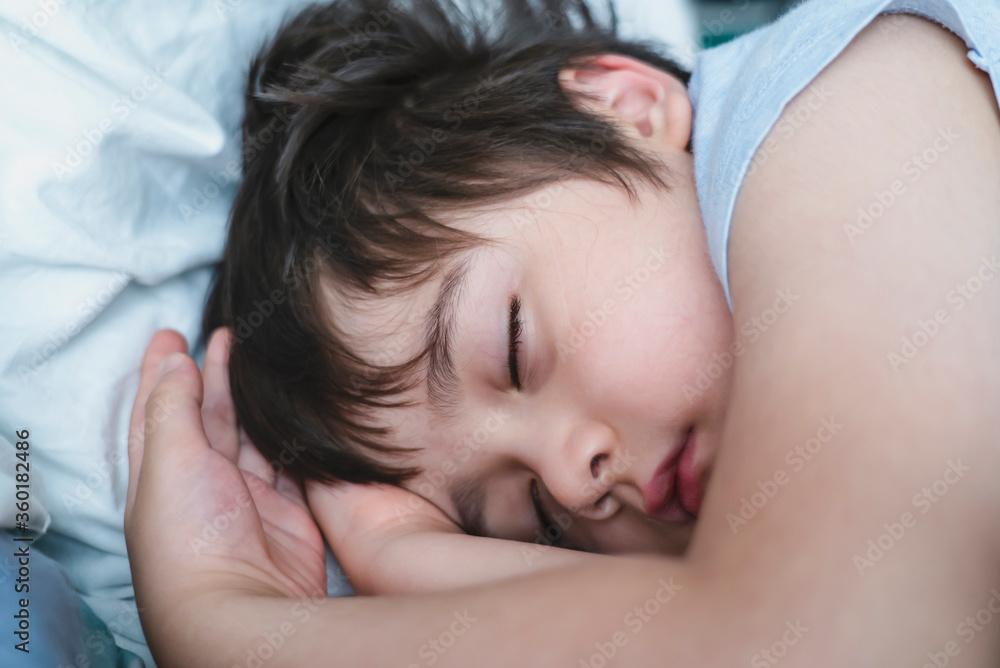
[540,420,624,521]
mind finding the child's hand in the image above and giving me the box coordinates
[306,480,464,595]
[308,479,606,596]
[124,329,328,657]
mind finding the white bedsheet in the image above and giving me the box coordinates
[0,0,695,664]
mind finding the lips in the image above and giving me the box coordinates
[643,428,701,523]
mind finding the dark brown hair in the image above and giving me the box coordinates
[201,0,690,485]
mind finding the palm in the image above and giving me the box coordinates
[125,329,327,606]
[176,447,327,599]
[249,471,327,595]
[306,476,462,596]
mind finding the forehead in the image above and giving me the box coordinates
[320,178,649,359]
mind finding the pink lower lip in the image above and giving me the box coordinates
[644,429,698,523]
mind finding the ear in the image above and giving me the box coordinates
[559,54,691,151]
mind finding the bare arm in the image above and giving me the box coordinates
[305,480,615,595]
[694,13,1000,665]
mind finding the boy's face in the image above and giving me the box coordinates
[327,55,733,554]
[331,162,734,555]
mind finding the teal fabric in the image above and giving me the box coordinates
[0,531,144,668]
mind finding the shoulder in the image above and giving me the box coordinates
[729,11,1000,316]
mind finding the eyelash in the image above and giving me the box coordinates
[530,478,563,547]
[507,295,523,390]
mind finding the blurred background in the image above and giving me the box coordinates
[691,0,799,48]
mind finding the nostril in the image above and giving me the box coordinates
[590,453,608,479]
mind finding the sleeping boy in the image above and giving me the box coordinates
[120,0,1000,662]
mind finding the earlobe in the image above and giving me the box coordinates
[559,54,691,151]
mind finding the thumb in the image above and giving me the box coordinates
[140,353,211,472]
[126,331,187,513]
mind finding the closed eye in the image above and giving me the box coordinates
[530,478,562,547]
[508,295,522,390]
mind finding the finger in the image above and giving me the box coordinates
[126,330,188,513]
[140,353,211,475]
[236,426,276,487]
[201,327,240,463]
[305,480,352,546]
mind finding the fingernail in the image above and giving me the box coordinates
[158,353,184,379]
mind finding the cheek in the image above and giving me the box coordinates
[387,410,460,500]
[578,259,733,411]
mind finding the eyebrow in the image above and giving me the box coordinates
[424,257,474,418]
[449,473,488,538]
